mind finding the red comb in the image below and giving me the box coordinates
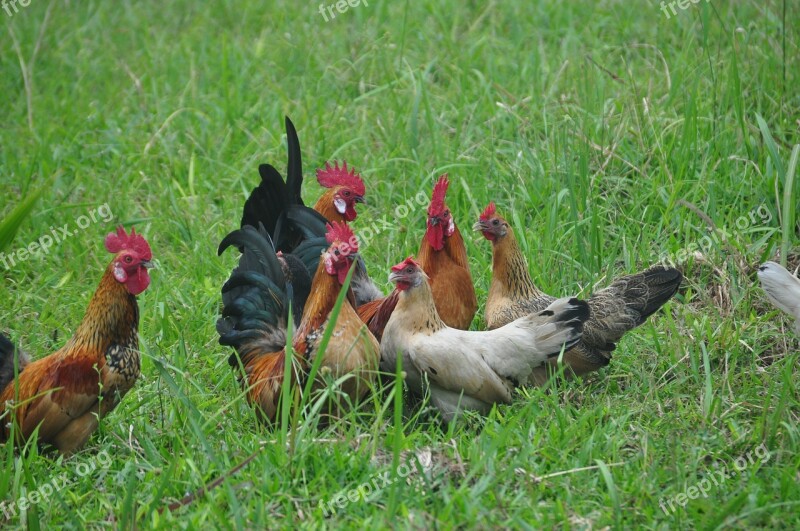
[391,256,420,272]
[104,226,152,260]
[316,161,366,196]
[427,174,449,216]
[479,202,497,222]
[325,221,358,251]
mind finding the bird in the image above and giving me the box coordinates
[217,221,380,423]
[474,202,682,385]
[240,116,381,306]
[357,175,477,340]
[757,261,800,334]
[0,227,153,454]
[380,256,589,421]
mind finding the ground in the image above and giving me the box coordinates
[0,0,798,528]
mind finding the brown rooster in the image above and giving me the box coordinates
[474,202,682,385]
[358,175,477,340]
[381,256,589,421]
[0,227,153,454]
[217,221,379,423]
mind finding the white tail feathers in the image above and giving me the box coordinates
[757,262,800,334]
[516,297,588,356]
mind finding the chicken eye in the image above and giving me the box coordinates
[444,210,450,217]
[406,266,413,273]
[334,249,340,256]
[492,220,499,226]
[343,190,351,197]
[124,256,133,263]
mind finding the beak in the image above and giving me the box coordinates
[472,221,488,232]
[388,271,402,284]
[354,195,366,205]
[142,260,155,269]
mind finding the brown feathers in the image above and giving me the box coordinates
[0,252,146,454]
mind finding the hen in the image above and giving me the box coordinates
[0,227,153,454]
[380,256,588,421]
[358,175,477,340]
[757,261,800,334]
[474,202,682,385]
[218,221,379,423]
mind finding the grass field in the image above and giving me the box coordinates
[1,0,798,528]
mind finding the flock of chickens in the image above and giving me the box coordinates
[1,117,798,455]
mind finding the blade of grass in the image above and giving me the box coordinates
[780,145,798,267]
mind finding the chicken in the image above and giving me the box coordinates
[474,202,682,385]
[380,256,589,421]
[357,175,477,340]
[0,227,153,454]
[217,221,380,423]
[241,116,381,306]
[757,261,800,334]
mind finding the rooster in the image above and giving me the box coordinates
[0,227,153,454]
[357,175,477,340]
[217,221,379,423]
[241,116,381,306]
[757,261,800,334]
[474,202,682,385]
[380,256,589,421]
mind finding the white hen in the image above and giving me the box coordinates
[381,256,589,421]
[757,261,800,334]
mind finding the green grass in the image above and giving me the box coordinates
[1,0,799,528]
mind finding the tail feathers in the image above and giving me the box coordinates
[758,261,800,334]
[488,297,589,385]
[585,266,682,348]
[240,163,289,235]
[526,297,590,357]
[284,116,304,205]
[292,236,329,276]
[622,266,683,323]
[279,253,313,322]
[357,289,399,341]
[218,224,284,285]
[217,226,290,366]
[240,116,306,233]
[274,205,328,253]
[0,334,29,393]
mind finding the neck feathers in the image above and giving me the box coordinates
[396,280,446,334]
[68,263,139,356]
[313,189,347,223]
[491,230,541,300]
[295,260,345,342]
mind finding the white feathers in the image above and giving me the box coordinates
[381,288,586,421]
[757,261,800,334]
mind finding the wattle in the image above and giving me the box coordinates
[337,266,350,286]
[426,225,444,251]
[126,267,151,295]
